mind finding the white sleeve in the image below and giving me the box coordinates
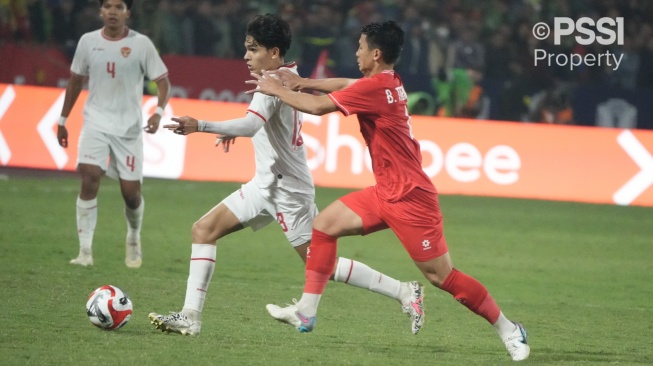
[143,36,168,81]
[70,34,89,76]
[198,113,264,137]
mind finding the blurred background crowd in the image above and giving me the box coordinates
[2,0,653,127]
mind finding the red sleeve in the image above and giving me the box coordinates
[327,79,378,116]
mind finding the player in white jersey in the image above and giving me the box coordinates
[57,0,170,269]
[147,14,425,337]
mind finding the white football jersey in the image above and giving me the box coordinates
[247,63,314,194]
[71,28,168,138]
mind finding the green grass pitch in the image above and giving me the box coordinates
[0,170,651,365]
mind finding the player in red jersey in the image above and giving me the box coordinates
[247,21,529,361]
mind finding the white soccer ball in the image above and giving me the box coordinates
[86,285,133,330]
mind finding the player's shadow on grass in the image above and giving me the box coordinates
[536,348,631,363]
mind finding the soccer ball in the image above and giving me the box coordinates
[85,285,133,330]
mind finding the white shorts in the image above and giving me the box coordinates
[77,127,143,182]
[222,181,317,247]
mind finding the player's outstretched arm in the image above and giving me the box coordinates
[246,71,337,116]
[164,114,263,138]
[300,76,357,93]
[164,115,200,135]
[273,69,356,93]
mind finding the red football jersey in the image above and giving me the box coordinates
[328,70,436,201]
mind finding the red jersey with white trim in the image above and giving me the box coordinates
[328,71,436,201]
[71,27,168,138]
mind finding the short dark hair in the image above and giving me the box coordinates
[361,21,404,64]
[98,0,133,10]
[246,14,292,57]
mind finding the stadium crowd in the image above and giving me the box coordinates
[2,0,653,124]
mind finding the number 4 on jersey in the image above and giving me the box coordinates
[107,62,116,78]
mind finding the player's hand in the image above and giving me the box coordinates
[144,114,161,134]
[215,135,236,152]
[57,125,68,148]
[272,69,303,91]
[164,116,199,135]
[245,70,285,96]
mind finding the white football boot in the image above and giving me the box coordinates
[148,312,201,336]
[504,322,530,361]
[266,301,316,332]
[70,248,93,267]
[400,281,425,334]
[125,240,142,268]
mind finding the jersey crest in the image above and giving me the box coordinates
[121,47,131,58]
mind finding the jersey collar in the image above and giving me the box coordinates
[101,27,129,41]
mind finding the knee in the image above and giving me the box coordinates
[312,212,349,237]
[420,266,453,288]
[191,219,216,244]
[191,220,206,242]
[80,174,101,193]
[81,174,100,186]
[312,215,329,233]
[424,273,448,288]
[124,195,142,210]
[120,184,142,209]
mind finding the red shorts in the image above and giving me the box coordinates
[339,186,448,261]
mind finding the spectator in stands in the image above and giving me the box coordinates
[5,0,31,42]
[225,1,254,61]
[299,2,337,77]
[212,1,236,58]
[75,1,103,37]
[483,27,512,80]
[27,0,47,43]
[397,8,436,97]
[496,60,530,122]
[152,0,193,55]
[604,36,640,90]
[0,2,11,44]
[130,0,157,38]
[5,0,653,125]
[333,24,363,79]
[336,0,381,78]
[50,0,77,57]
[191,0,221,56]
[637,37,653,88]
[445,24,485,117]
[278,2,303,65]
[531,88,574,125]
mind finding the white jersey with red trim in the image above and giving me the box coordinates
[71,27,168,138]
[246,63,314,194]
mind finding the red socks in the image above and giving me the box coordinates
[304,229,337,294]
[441,268,501,324]
[303,231,502,325]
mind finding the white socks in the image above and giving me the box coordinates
[76,197,97,253]
[296,293,321,317]
[297,257,405,316]
[493,311,518,340]
[76,196,144,252]
[124,197,144,243]
[333,257,402,300]
[183,244,216,318]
